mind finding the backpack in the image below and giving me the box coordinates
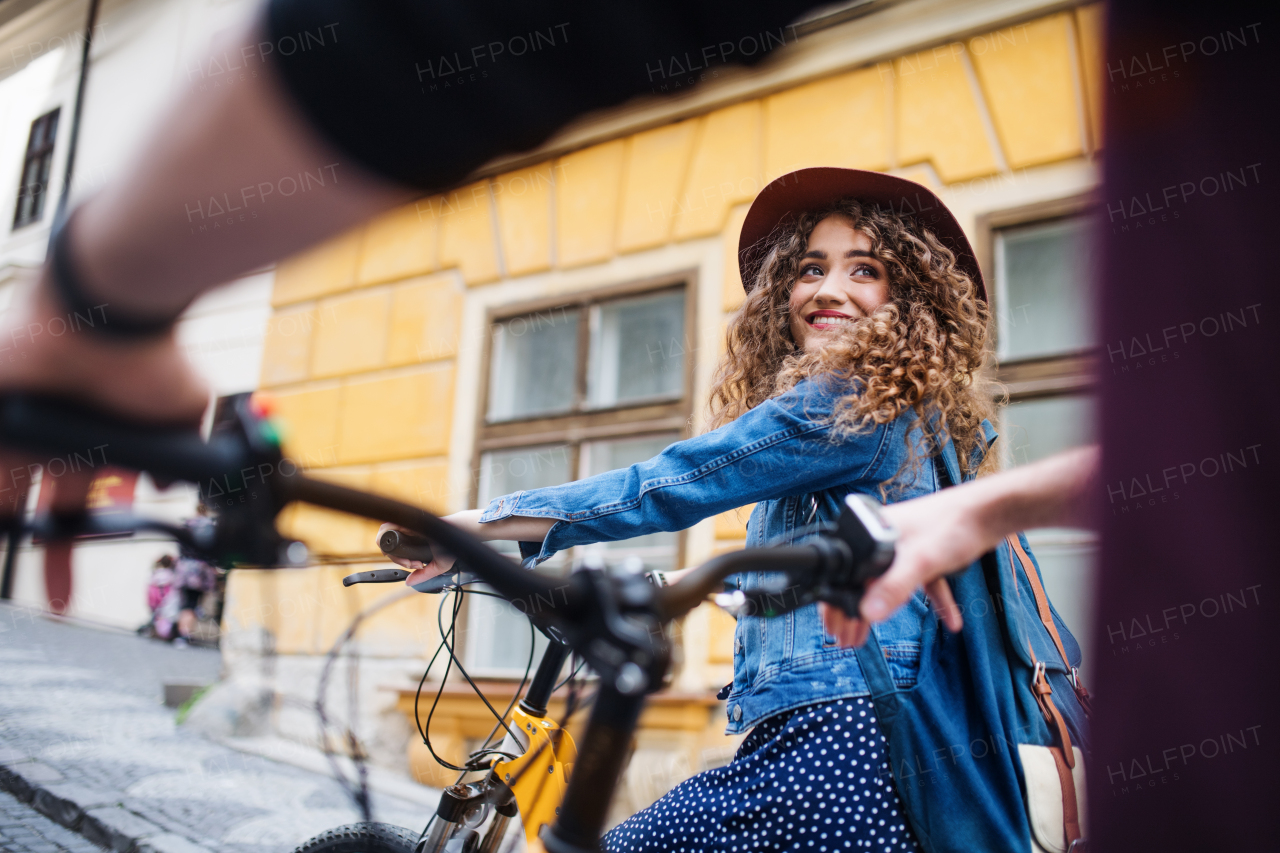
[853,422,1091,853]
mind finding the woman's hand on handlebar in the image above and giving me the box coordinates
[375,522,455,584]
[376,510,556,585]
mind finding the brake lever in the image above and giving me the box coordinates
[410,569,478,593]
[338,565,479,592]
[342,568,410,586]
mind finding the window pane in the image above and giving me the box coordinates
[578,433,680,570]
[464,588,550,677]
[478,445,573,502]
[35,153,53,186]
[469,445,570,675]
[587,290,685,409]
[995,216,1096,361]
[16,188,33,224]
[999,394,1095,468]
[487,309,579,421]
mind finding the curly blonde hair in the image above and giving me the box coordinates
[708,199,1002,492]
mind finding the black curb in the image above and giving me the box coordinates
[0,764,35,803]
[33,785,87,828]
[0,761,206,853]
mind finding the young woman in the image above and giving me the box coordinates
[386,168,998,851]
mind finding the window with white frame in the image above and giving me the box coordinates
[463,279,694,677]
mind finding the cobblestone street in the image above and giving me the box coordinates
[0,603,433,853]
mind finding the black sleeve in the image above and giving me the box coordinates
[264,0,816,190]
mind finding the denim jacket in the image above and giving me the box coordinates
[478,375,966,735]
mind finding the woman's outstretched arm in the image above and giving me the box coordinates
[380,377,888,584]
[822,445,1100,647]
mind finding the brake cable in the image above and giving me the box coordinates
[415,584,538,774]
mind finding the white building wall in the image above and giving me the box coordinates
[0,0,273,628]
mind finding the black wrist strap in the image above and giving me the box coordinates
[48,210,176,339]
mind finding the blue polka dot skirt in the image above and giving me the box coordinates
[602,696,920,852]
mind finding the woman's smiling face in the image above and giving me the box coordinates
[788,214,891,353]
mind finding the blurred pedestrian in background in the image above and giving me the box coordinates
[142,553,177,641]
[173,505,217,648]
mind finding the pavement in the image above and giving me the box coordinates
[0,602,437,853]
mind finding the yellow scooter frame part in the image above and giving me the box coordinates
[492,704,578,848]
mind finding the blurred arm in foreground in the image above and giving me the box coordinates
[0,15,409,430]
[0,0,814,509]
[1,0,817,427]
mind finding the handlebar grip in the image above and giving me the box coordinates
[378,528,436,562]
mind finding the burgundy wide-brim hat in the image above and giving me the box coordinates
[738,167,985,301]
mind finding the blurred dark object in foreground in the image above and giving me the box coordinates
[1093,1,1278,849]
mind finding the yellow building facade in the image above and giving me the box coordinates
[223,0,1105,820]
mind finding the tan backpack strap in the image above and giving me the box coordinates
[1050,745,1084,848]
[1007,536,1092,716]
[1031,658,1076,770]
[1004,536,1087,847]
[1012,562,1077,768]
